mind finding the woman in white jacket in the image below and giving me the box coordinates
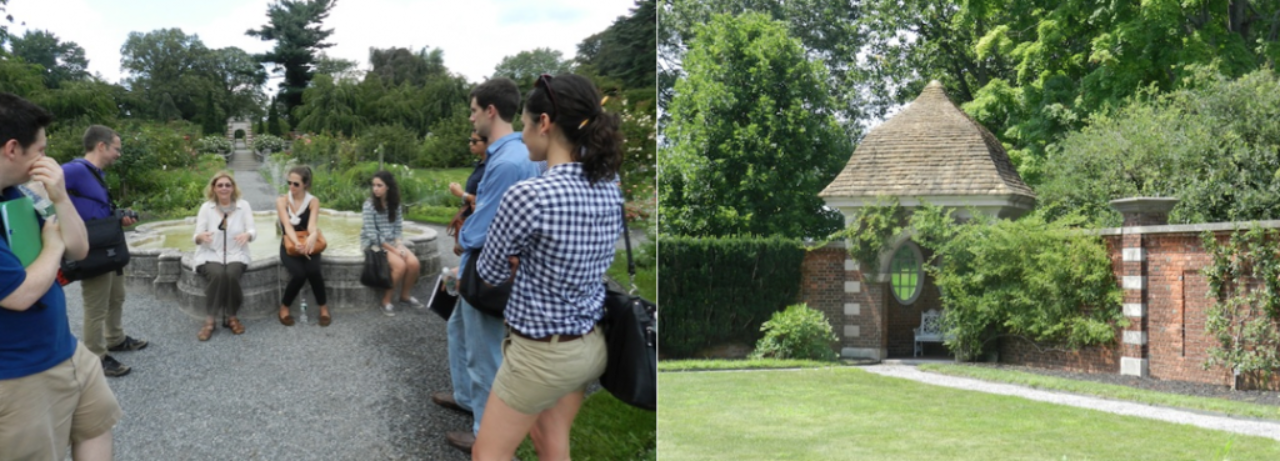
[192,171,256,341]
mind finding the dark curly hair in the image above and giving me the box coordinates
[371,170,400,222]
[525,74,623,185]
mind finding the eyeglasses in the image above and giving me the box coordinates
[536,74,559,119]
[468,138,483,145]
[215,183,234,189]
[288,181,303,188]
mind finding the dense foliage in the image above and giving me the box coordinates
[660,13,849,238]
[194,135,232,154]
[750,303,839,361]
[911,206,1124,359]
[1201,227,1280,388]
[658,235,806,358]
[1038,68,1280,226]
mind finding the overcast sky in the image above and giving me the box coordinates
[8,0,640,85]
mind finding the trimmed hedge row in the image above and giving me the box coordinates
[658,235,806,358]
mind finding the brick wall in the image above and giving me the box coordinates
[799,221,1280,389]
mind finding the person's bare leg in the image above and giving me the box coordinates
[384,252,406,305]
[472,392,539,461]
[528,391,583,461]
[71,429,113,461]
[400,253,420,300]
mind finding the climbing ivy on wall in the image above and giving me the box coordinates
[1201,227,1280,389]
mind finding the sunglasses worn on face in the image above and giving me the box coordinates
[215,183,233,189]
[469,139,483,145]
[289,181,303,187]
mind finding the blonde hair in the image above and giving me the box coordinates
[204,171,241,204]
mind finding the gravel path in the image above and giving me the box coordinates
[66,281,473,460]
[958,363,1280,407]
[863,364,1280,442]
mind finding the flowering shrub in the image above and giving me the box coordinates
[195,135,232,154]
[252,134,288,153]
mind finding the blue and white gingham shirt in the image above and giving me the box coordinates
[478,162,623,338]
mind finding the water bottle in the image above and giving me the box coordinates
[442,267,458,296]
[20,183,56,218]
[298,296,309,324]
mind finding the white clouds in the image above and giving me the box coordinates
[8,0,639,85]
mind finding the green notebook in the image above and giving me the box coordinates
[1,196,43,267]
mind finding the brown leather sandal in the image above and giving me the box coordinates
[279,307,294,326]
[223,317,245,335]
[198,323,215,341]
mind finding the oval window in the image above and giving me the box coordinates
[890,243,923,304]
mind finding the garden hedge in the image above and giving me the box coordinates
[658,235,805,357]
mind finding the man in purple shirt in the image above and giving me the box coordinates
[64,125,147,378]
[0,92,120,461]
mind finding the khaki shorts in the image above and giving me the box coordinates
[492,328,607,415]
[0,343,122,460]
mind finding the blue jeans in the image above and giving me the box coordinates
[446,296,506,435]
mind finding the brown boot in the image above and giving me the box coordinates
[445,431,475,454]
[431,391,471,415]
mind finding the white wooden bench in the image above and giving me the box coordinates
[913,309,952,357]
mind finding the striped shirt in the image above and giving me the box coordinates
[360,199,403,250]
[478,162,623,338]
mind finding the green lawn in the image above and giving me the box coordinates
[660,367,1280,461]
[607,248,655,301]
[660,358,840,372]
[920,363,1280,421]
[514,390,656,460]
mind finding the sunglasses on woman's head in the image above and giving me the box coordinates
[537,74,559,118]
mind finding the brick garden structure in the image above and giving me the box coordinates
[807,81,1280,390]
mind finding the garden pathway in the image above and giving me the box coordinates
[863,364,1280,442]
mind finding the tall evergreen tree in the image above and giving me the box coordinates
[247,0,337,126]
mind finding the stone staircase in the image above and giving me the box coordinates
[226,149,260,171]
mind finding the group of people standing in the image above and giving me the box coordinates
[0,71,627,461]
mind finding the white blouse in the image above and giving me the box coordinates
[192,199,256,266]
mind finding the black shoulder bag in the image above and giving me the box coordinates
[598,204,657,411]
[459,246,511,318]
[61,160,130,282]
[360,209,393,289]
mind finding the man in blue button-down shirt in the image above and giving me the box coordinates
[437,78,542,454]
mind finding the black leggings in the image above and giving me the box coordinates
[280,245,328,306]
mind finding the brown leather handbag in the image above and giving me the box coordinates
[285,229,327,256]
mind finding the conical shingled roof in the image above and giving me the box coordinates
[820,81,1035,199]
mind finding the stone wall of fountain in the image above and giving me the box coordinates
[126,209,439,320]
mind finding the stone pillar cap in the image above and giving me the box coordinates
[1109,197,1180,214]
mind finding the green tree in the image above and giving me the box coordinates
[121,29,263,123]
[493,47,572,89]
[314,52,360,81]
[576,0,656,90]
[660,13,850,238]
[292,73,362,136]
[267,98,282,135]
[1039,68,1280,226]
[246,0,337,126]
[368,46,447,87]
[659,0,868,138]
[9,29,89,89]
[857,0,1280,185]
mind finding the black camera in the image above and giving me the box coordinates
[116,209,140,221]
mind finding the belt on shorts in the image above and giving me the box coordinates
[509,327,593,343]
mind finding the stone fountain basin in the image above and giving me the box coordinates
[125,209,440,320]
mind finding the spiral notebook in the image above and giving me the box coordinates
[1,196,42,267]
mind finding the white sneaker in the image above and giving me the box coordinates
[400,297,424,310]
[381,303,396,317]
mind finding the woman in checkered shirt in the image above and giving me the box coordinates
[471,74,625,460]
